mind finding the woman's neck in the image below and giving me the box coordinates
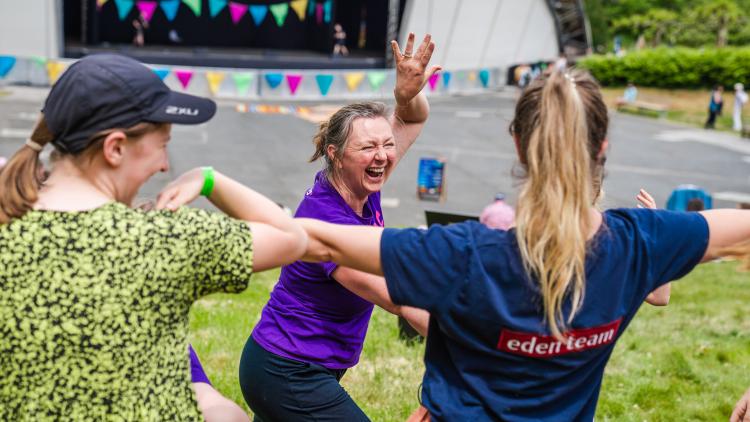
[35,160,118,211]
[329,175,368,216]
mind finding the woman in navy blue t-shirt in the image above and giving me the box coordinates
[297,70,750,421]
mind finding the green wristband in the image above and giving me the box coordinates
[200,167,215,197]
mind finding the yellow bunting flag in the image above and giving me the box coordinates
[46,61,66,85]
[290,0,307,21]
[205,71,226,95]
[344,72,365,92]
[97,0,109,8]
[467,71,477,82]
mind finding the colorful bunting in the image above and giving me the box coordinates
[265,73,283,89]
[467,71,477,82]
[249,5,268,26]
[269,3,289,27]
[31,56,46,68]
[367,71,387,91]
[290,0,308,21]
[286,74,303,95]
[323,0,332,23]
[428,72,440,91]
[315,74,334,96]
[153,68,170,80]
[209,0,228,17]
[479,69,490,88]
[315,3,323,24]
[136,1,157,23]
[0,56,16,78]
[229,2,247,24]
[232,72,254,95]
[46,61,66,85]
[114,0,134,20]
[97,0,110,9]
[455,71,466,80]
[442,71,451,88]
[307,0,315,16]
[181,0,201,16]
[344,72,365,92]
[160,0,180,21]
[206,71,226,95]
[174,69,194,89]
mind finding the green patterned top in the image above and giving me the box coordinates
[0,202,254,421]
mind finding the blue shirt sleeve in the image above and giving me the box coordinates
[629,209,709,290]
[380,223,472,313]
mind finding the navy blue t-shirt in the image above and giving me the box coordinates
[380,208,709,421]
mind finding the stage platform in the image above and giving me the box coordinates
[64,44,386,70]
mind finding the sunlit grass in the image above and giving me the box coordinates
[190,261,749,421]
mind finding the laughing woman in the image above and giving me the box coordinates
[239,33,439,421]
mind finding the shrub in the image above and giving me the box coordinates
[577,47,750,88]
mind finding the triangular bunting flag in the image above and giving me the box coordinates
[174,69,194,89]
[315,74,334,96]
[31,56,46,68]
[323,0,332,23]
[206,71,225,95]
[181,0,201,16]
[232,72,254,95]
[428,72,440,91]
[46,61,66,85]
[265,73,283,89]
[442,71,451,88]
[114,0,134,20]
[97,0,110,9]
[269,3,289,27]
[160,0,180,21]
[344,72,365,92]
[290,0,307,21]
[367,71,387,91]
[286,74,303,95]
[455,71,466,80]
[315,3,323,24]
[249,5,268,26]
[136,1,157,23]
[229,2,247,24]
[307,0,315,16]
[209,0,228,17]
[479,69,490,88]
[0,56,17,78]
[467,71,477,82]
[153,68,170,80]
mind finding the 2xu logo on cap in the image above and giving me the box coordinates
[497,318,622,358]
[165,106,199,116]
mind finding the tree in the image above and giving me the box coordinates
[612,9,678,48]
[694,0,742,47]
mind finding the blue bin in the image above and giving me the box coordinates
[666,185,712,211]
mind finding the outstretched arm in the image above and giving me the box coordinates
[298,218,384,276]
[700,209,750,262]
[637,188,671,306]
[389,33,441,165]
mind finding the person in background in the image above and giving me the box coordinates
[616,82,638,106]
[733,83,748,132]
[333,23,349,56]
[705,85,724,129]
[132,12,148,47]
[480,193,515,230]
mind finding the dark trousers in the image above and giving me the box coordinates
[239,336,370,422]
[705,110,719,128]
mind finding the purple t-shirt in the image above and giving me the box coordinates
[252,171,384,369]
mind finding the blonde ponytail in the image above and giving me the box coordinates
[511,70,609,339]
[0,114,54,224]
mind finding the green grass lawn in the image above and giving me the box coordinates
[190,261,749,421]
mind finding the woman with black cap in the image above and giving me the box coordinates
[0,54,307,420]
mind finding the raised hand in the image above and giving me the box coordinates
[155,167,205,211]
[636,188,656,209]
[391,33,442,106]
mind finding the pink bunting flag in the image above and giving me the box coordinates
[174,70,193,89]
[428,72,440,91]
[286,74,302,95]
[229,2,247,24]
[315,3,323,24]
[136,1,157,23]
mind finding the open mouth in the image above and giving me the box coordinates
[365,167,385,179]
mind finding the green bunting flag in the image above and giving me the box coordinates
[269,3,289,27]
[181,0,201,16]
[367,71,387,91]
[232,72,254,96]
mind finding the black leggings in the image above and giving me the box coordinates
[239,336,370,422]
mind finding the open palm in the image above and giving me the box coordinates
[391,33,441,106]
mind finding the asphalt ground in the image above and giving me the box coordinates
[1,86,748,227]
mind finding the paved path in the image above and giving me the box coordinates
[1,86,747,226]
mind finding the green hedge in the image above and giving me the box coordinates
[577,47,750,88]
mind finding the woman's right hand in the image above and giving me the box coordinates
[636,188,656,209]
[156,167,205,211]
[731,387,750,422]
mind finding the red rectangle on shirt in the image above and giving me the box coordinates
[497,318,622,358]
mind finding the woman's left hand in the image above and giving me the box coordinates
[636,188,656,209]
[155,167,205,211]
[391,33,441,106]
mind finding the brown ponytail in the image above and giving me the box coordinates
[308,102,389,179]
[510,70,609,339]
[0,114,54,224]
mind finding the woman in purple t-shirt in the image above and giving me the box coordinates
[239,33,440,421]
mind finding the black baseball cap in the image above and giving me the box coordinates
[43,54,216,154]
